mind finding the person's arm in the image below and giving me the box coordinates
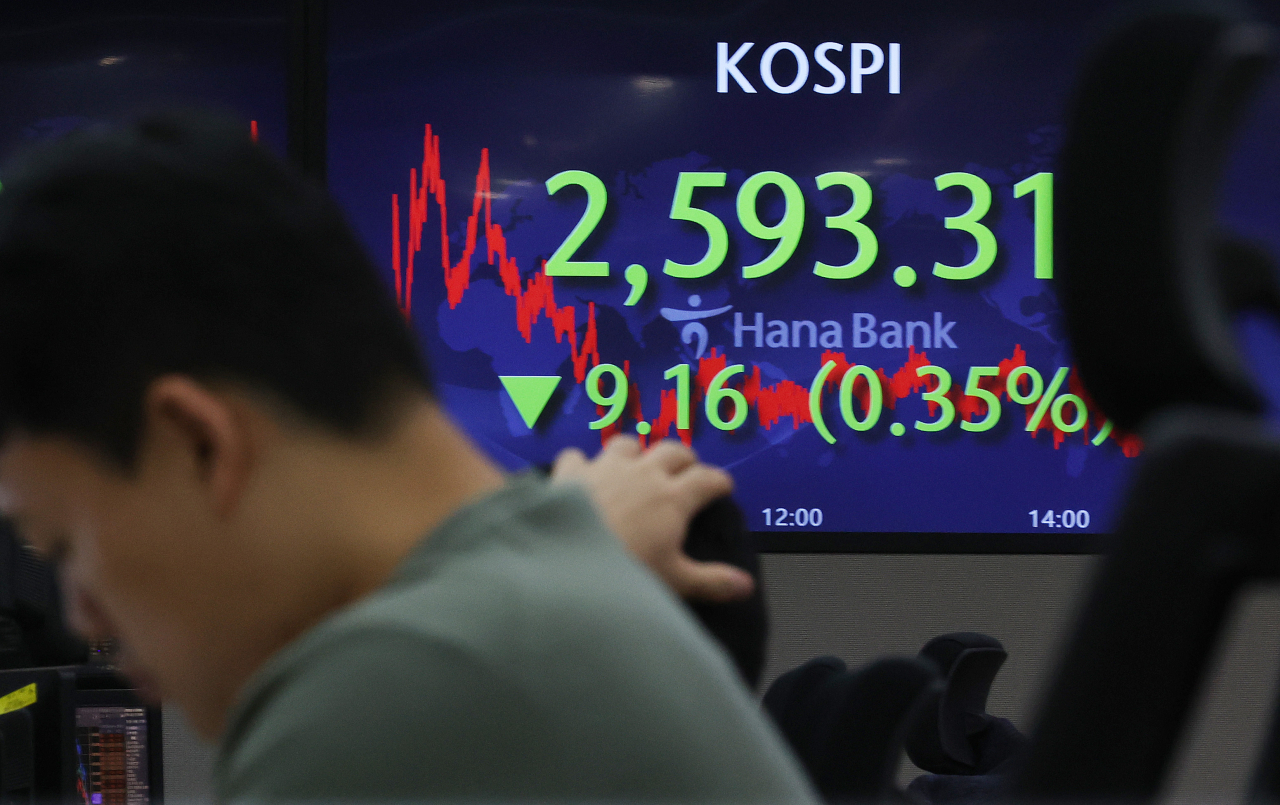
[550,435,754,603]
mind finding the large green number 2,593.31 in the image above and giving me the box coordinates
[546,167,1051,283]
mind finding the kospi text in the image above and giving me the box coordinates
[716,41,901,94]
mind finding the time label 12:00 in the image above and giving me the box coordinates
[543,169,1053,283]
[763,508,824,527]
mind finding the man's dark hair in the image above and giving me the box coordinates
[0,110,430,467]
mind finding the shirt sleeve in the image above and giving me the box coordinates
[214,627,554,802]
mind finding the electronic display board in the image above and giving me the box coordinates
[333,1,1275,544]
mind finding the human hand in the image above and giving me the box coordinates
[551,436,754,603]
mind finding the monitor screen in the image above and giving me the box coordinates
[74,706,150,805]
[158,0,1274,546]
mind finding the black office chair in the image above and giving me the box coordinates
[905,633,1023,778]
[764,654,940,802]
[1008,3,1280,801]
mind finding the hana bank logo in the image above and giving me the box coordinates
[660,295,733,359]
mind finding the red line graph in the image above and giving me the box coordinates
[391,125,1141,456]
[393,125,599,381]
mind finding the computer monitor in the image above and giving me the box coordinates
[0,667,161,805]
[326,0,1280,551]
[72,691,157,805]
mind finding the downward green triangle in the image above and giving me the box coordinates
[499,375,561,429]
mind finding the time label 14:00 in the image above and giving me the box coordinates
[587,360,1116,444]
[1030,510,1091,529]
[544,169,1053,283]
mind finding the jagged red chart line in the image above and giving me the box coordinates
[392,125,1141,457]
[394,125,599,382]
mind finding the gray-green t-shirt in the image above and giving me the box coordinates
[215,475,816,802]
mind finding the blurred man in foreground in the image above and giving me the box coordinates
[0,113,814,801]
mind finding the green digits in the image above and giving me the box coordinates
[663,363,692,430]
[839,365,882,431]
[737,171,805,279]
[705,365,748,430]
[664,172,729,278]
[932,172,997,281]
[586,363,628,430]
[915,365,955,432]
[814,171,878,279]
[1013,172,1054,280]
[961,366,1002,432]
[544,170,610,277]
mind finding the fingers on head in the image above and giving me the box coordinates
[676,463,734,506]
[551,447,589,477]
[602,434,643,459]
[673,558,756,603]
[645,438,698,473]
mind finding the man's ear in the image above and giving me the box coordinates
[140,376,254,517]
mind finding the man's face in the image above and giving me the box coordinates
[0,430,260,739]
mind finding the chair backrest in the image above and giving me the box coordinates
[1014,410,1280,800]
[905,632,1009,775]
[764,655,939,802]
[1014,3,1279,800]
[1055,4,1274,432]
